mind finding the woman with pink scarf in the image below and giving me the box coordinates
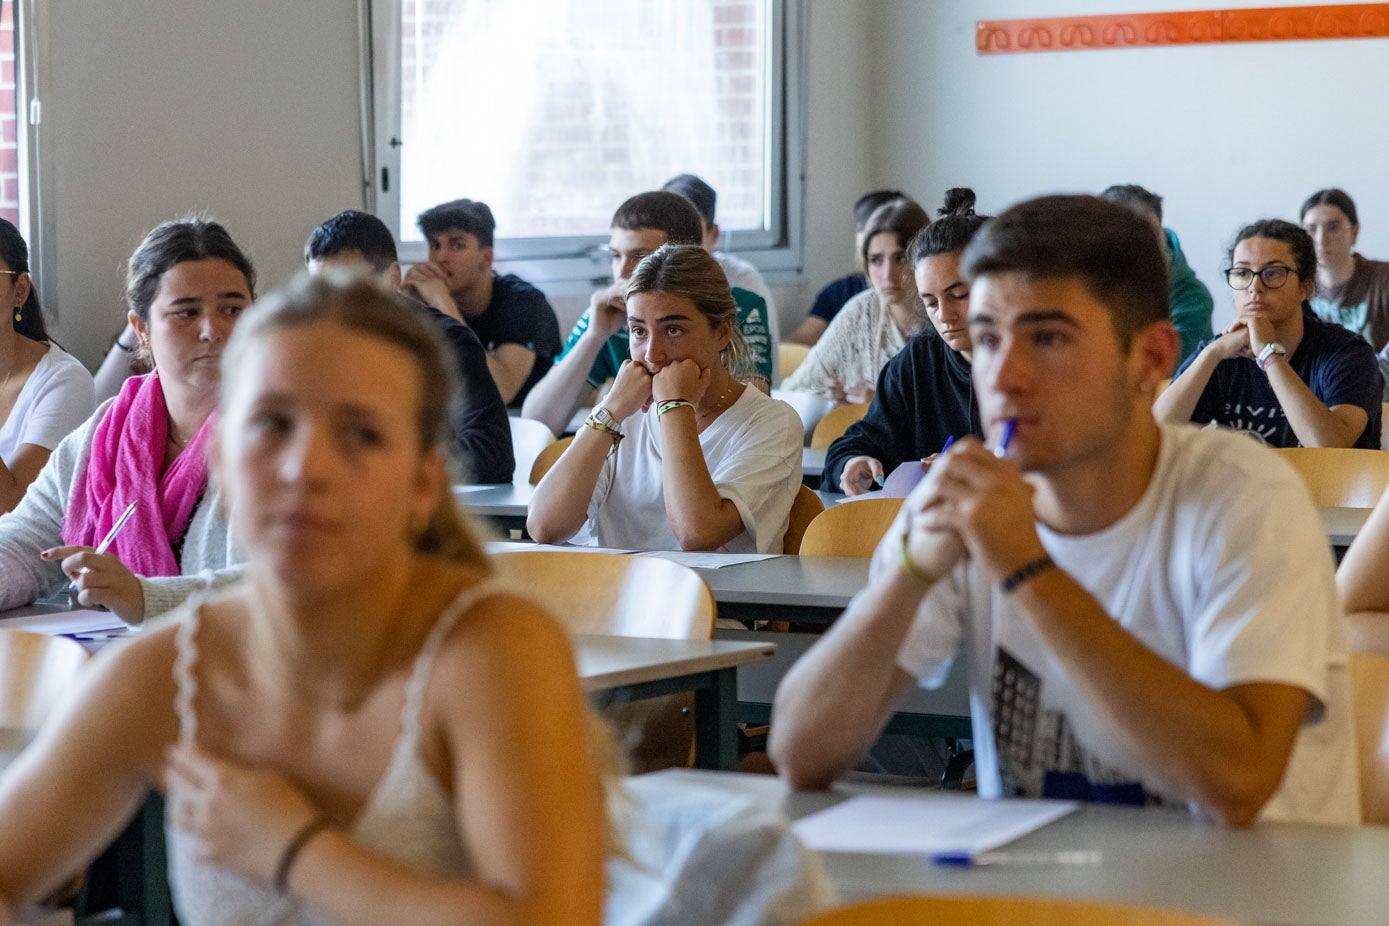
[0,218,254,624]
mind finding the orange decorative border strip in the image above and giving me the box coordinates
[977,4,1389,54]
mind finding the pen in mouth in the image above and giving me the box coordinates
[994,419,1017,458]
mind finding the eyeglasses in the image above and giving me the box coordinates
[1225,266,1298,290]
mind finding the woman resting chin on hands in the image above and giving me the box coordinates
[528,244,804,554]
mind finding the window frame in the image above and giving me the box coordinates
[362,0,806,295]
[14,0,52,313]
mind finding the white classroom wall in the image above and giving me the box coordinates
[868,0,1389,333]
[41,0,366,366]
[36,0,876,366]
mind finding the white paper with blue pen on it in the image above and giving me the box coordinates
[791,794,1076,856]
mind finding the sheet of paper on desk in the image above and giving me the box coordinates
[638,551,779,569]
[0,609,127,636]
[485,541,637,554]
[792,794,1076,855]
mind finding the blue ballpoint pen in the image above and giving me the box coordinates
[994,418,1017,458]
[930,850,1102,867]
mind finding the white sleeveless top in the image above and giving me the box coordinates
[165,583,495,925]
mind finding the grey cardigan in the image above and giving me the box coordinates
[0,398,242,619]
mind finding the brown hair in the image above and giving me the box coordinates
[220,272,488,571]
[859,197,930,267]
[625,244,756,383]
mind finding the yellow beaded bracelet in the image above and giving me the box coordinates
[898,530,933,587]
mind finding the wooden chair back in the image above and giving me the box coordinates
[783,485,825,555]
[1350,648,1389,824]
[778,342,811,382]
[798,497,903,558]
[810,402,871,450]
[1274,447,1389,508]
[490,550,714,639]
[0,629,90,733]
[508,417,556,485]
[489,550,715,772]
[801,894,1252,926]
[529,435,574,484]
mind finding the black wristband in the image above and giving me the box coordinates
[115,337,136,352]
[1000,555,1055,594]
[273,815,331,895]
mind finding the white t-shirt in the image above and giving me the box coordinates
[0,341,96,467]
[885,424,1359,825]
[581,386,803,553]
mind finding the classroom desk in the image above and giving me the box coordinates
[646,768,1389,926]
[1322,505,1371,550]
[576,635,775,771]
[454,481,533,534]
[802,446,826,485]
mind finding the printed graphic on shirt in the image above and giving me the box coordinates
[1209,401,1282,445]
[991,647,1175,808]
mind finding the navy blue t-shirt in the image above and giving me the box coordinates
[809,273,868,322]
[1178,308,1383,449]
[468,273,561,407]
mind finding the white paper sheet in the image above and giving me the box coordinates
[485,541,637,554]
[638,551,780,569]
[792,793,1075,856]
[0,609,128,636]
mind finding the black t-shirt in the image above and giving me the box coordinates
[809,273,868,323]
[468,273,562,406]
[1179,308,1383,449]
[405,297,515,483]
[822,331,983,491]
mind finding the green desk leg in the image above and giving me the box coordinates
[693,667,738,771]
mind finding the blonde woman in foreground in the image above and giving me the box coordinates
[0,274,605,925]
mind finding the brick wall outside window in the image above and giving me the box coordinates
[0,0,17,227]
[398,0,768,242]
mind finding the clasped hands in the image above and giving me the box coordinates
[602,359,711,423]
[897,438,1048,586]
[1210,314,1277,362]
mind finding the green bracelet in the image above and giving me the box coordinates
[657,399,695,417]
[898,531,934,587]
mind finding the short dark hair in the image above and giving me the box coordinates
[661,174,716,228]
[909,188,990,265]
[0,218,47,343]
[1300,188,1358,227]
[961,195,1168,347]
[125,217,257,323]
[1099,184,1163,223]
[609,191,703,246]
[417,199,495,249]
[1228,219,1317,294]
[853,189,906,230]
[305,210,399,274]
[860,198,930,267]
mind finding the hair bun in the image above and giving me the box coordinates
[940,188,976,217]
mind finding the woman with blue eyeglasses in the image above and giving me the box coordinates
[1154,218,1382,449]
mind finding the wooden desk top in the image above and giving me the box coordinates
[574,635,775,691]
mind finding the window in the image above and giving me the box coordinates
[0,0,18,227]
[369,0,804,289]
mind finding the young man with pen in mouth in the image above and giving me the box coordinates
[770,195,1358,826]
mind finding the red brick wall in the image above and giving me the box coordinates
[0,0,17,227]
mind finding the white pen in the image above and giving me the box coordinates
[930,850,1102,867]
[67,499,139,592]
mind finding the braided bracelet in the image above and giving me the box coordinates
[273,814,332,895]
[657,399,695,417]
[1000,555,1055,594]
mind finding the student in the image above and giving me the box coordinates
[1302,188,1389,351]
[787,189,904,346]
[0,275,606,926]
[770,195,1358,826]
[304,210,515,484]
[1099,183,1214,365]
[662,172,781,351]
[0,219,251,624]
[520,191,774,436]
[402,198,560,406]
[0,219,95,513]
[824,189,986,495]
[1154,219,1381,449]
[781,197,930,404]
[527,244,801,553]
